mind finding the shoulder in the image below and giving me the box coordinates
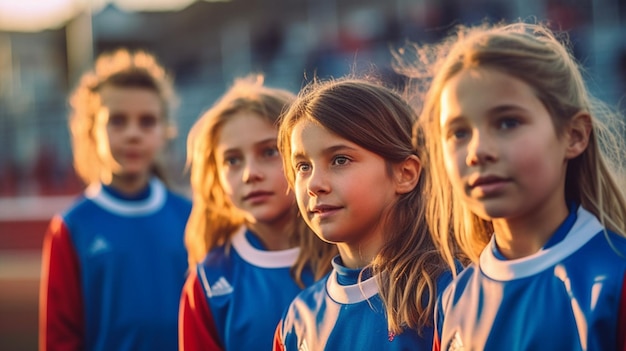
[201,245,231,269]
[436,259,467,295]
[569,228,626,264]
[280,275,329,329]
[440,263,480,305]
[165,188,192,207]
[62,194,99,223]
[286,274,329,313]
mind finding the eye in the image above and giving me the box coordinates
[139,114,158,128]
[263,146,279,158]
[331,155,350,166]
[447,127,470,141]
[108,114,126,127]
[224,156,242,167]
[498,117,520,130]
[295,162,311,173]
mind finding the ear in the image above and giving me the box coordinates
[564,112,591,160]
[394,154,422,194]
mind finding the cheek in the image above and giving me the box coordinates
[442,143,462,178]
[217,169,235,196]
[294,180,308,207]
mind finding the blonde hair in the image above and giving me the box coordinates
[399,21,626,267]
[278,77,448,334]
[185,74,336,287]
[68,48,178,186]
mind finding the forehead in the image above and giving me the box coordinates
[98,85,163,113]
[216,111,277,150]
[440,68,540,122]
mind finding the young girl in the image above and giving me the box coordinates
[411,21,626,350]
[39,49,192,351]
[273,78,453,350]
[178,75,337,351]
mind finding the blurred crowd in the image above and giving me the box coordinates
[1,0,625,198]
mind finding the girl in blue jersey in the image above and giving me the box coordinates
[273,78,453,350]
[409,21,626,350]
[39,49,192,351]
[178,75,337,351]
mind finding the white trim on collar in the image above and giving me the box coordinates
[326,269,379,304]
[230,226,300,268]
[85,178,166,216]
[480,207,604,281]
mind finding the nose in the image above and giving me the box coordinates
[242,158,264,183]
[124,119,142,140]
[307,167,330,196]
[466,130,497,166]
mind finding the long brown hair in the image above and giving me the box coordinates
[278,77,448,334]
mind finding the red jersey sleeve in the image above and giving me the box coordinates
[432,328,441,351]
[272,322,286,351]
[38,215,84,351]
[178,269,223,351]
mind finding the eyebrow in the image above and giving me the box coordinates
[291,143,358,161]
[221,137,277,155]
[442,104,527,128]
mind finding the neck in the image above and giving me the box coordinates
[247,212,296,251]
[108,173,151,195]
[336,233,384,269]
[492,197,569,260]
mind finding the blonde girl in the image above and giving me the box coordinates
[410,21,626,350]
[178,75,337,351]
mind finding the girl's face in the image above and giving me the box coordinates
[215,112,294,225]
[439,68,570,221]
[94,85,166,186]
[290,119,398,253]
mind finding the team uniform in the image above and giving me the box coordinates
[274,256,454,351]
[178,226,313,351]
[40,177,192,351]
[434,206,626,351]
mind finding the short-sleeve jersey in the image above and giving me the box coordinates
[39,178,192,351]
[274,256,452,350]
[178,226,314,351]
[435,206,626,351]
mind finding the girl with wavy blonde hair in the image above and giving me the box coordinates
[179,75,337,351]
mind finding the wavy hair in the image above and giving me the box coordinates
[185,74,336,286]
[278,77,448,334]
[397,21,626,266]
[68,48,178,186]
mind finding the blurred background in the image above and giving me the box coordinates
[1,0,625,349]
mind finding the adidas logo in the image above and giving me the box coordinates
[88,235,110,255]
[208,276,234,297]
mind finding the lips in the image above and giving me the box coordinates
[467,174,511,197]
[309,204,343,217]
[243,191,273,201]
[469,174,508,188]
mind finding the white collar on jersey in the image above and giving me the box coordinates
[480,206,603,281]
[326,268,379,304]
[230,225,300,268]
[85,177,166,216]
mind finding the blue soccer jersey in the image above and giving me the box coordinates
[435,206,626,351]
[274,256,451,350]
[178,226,314,351]
[40,178,192,351]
